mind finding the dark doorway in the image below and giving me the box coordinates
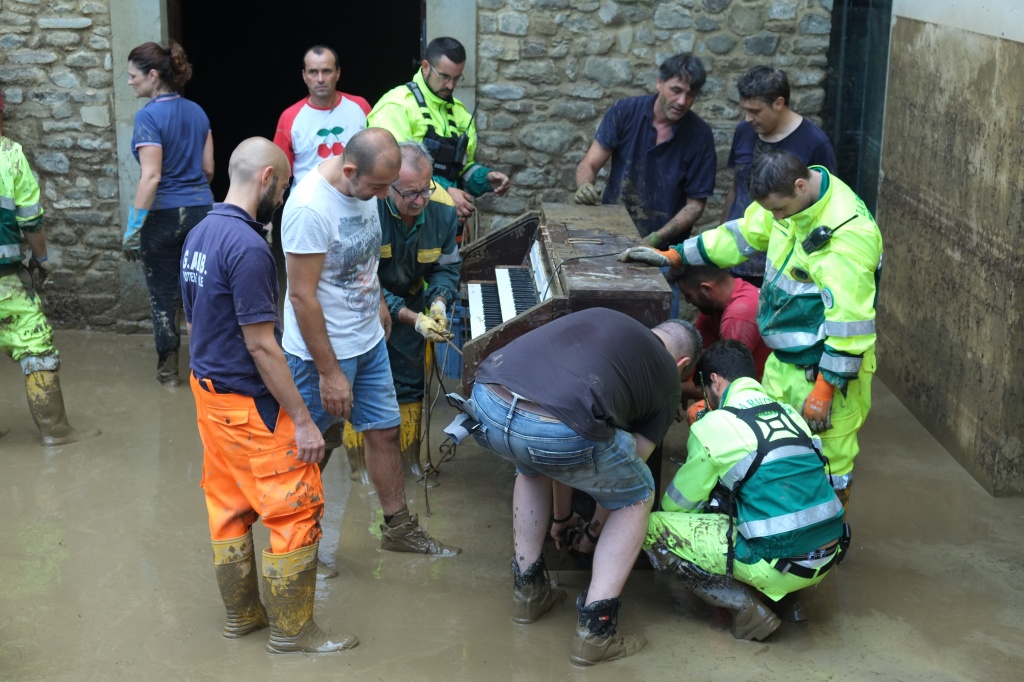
[172,1,423,200]
[822,0,893,214]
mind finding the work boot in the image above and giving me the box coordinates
[157,349,179,386]
[398,401,424,478]
[570,591,647,666]
[262,544,359,654]
[212,531,268,638]
[769,592,808,624]
[342,422,370,484]
[25,370,100,446]
[511,555,565,624]
[380,508,461,557]
[673,560,781,641]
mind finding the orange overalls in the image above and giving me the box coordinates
[190,373,324,554]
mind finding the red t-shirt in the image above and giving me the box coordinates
[695,278,770,380]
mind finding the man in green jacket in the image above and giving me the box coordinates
[620,150,883,508]
[646,340,845,640]
[368,37,509,225]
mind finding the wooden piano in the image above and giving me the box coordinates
[457,202,672,397]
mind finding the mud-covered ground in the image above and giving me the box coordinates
[1,331,1022,681]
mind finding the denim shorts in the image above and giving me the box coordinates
[468,383,654,510]
[286,337,402,433]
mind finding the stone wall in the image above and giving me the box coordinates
[0,0,123,329]
[472,0,835,230]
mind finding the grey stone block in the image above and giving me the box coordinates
[45,31,81,47]
[66,52,102,68]
[744,33,779,56]
[583,57,633,87]
[9,50,59,64]
[654,3,692,30]
[498,12,529,36]
[799,14,832,35]
[518,122,580,154]
[706,35,737,55]
[695,17,719,32]
[479,84,526,100]
[37,17,93,29]
[768,1,798,21]
[50,69,80,89]
[33,152,70,173]
[702,0,731,13]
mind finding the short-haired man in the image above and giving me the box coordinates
[368,37,510,223]
[722,66,837,287]
[341,141,461,478]
[465,309,701,666]
[1,111,98,445]
[282,128,459,557]
[181,137,356,654]
[620,150,883,508]
[645,340,846,641]
[274,45,371,185]
[677,265,769,381]
[574,54,717,249]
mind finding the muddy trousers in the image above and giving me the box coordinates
[761,349,875,481]
[190,373,324,554]
[140,205,209,361]
[646,511,832,602]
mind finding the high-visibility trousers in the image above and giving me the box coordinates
[761,349,875,478]
[190,373,324,554]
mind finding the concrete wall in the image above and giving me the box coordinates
[877,0,1024,494]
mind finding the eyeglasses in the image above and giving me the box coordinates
[428,63,463,85]
[390,181,435,200]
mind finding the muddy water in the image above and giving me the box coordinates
[1,331,1023,680]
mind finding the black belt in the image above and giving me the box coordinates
[773,548,840,580]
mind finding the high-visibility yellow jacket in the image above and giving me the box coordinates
[662,377,844,563]
[367,71,492,196]
[672,168,882,390]
[1,137,44,266]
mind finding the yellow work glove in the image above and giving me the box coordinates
[415,313,454,343]
[429,300,448,327]
[802,374,835,434]
[573,182,601,205]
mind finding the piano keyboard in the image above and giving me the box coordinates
[467,267,540,339]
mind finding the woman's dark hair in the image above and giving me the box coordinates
[128,40,193,92]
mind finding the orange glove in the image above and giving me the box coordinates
[686,399,708,426]
[802,374,835,434]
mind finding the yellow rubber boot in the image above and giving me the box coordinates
[25,370,100,446]
[212,531,268,638]
[342,422,369,485]
[399,401,424,478]
[262,544,359,654]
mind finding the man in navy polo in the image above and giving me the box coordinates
[181,137,357,654]
[574,53,717,249]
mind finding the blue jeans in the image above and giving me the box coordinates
[468,383,654,510]
[141,205,210,360]
[286,337,402,434]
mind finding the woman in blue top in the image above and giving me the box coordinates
[125,41,214,386]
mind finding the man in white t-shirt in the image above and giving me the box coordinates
[274,45,372,185]
[282,127,460,557]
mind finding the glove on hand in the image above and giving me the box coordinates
[686,399,708,426]
[429,299,448,327]
[415,313,454,343]
[123,206,148,262]
[573,182,601,205]
[802,374,835,433]
[28,256,52,288]
[617,246,679,268]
